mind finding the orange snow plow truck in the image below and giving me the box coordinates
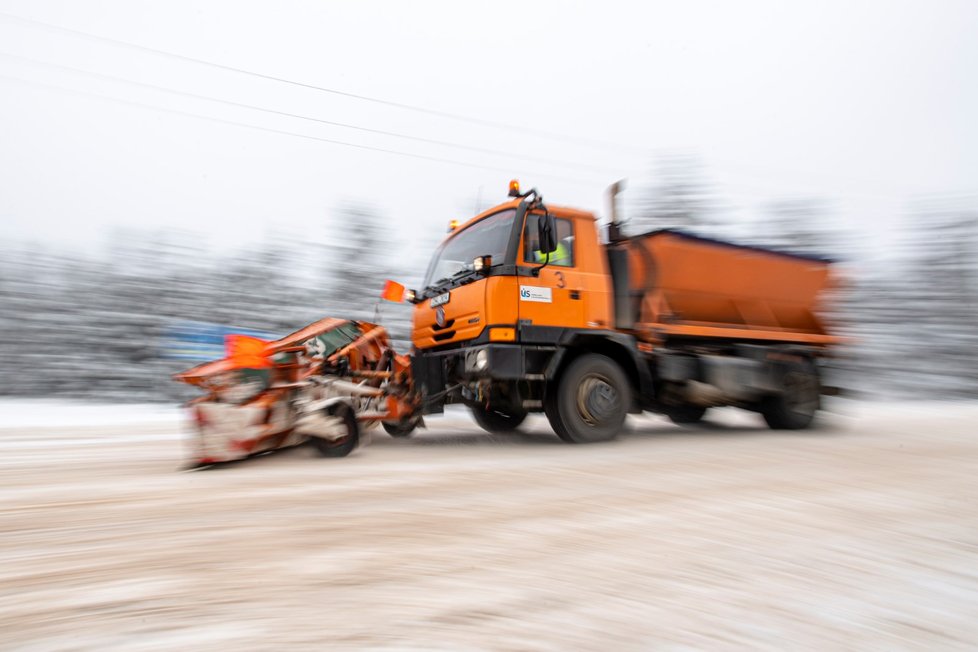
[175,180,839,465]
[408,180,839,443]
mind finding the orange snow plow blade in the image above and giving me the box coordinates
[173,318,418,467]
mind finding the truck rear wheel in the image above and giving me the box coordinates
[470,405,527,434]
[546,353,628,443]
[761,361,820,430]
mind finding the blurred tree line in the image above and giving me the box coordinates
[0,204,418,401]
[1,168,975,402]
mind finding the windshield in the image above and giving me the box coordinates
[423,210,515,289]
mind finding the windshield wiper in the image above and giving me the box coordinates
[420,276,453,297]
[423,268,477,297]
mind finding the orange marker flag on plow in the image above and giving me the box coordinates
[380,279,406,303]
[225,334,273,369]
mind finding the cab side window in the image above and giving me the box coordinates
[523,215,575,267]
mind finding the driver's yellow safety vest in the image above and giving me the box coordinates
[533,242,569,265]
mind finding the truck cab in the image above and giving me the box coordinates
[413,201,613,346]
[410,184,651,442]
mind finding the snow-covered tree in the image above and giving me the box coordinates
[628,154,719,235]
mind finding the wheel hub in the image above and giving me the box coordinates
[577,375,619,425]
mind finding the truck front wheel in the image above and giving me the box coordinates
[470,405,527,434]
[546,354,629,443]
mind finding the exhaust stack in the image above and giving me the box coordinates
[606,180,626,242]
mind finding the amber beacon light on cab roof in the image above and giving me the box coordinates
[175,180,840,465]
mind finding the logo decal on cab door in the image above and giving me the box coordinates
[519,286,552,303]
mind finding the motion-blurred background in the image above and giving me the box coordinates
[1,1,975,402]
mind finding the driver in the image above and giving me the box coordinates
[532,238,571,266]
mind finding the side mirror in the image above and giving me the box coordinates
[537,213,558,254]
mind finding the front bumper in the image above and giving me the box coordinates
[411,343,558,413]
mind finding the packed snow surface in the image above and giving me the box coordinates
[1,400,976,649]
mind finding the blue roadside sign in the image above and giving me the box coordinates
[161,319,279,361]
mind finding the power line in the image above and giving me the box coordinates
[0,10,646,155]
[0,51,624,176]
[2,70,934,204]
[6,13,953,201]
[0,71,921,203]
[0,73,597,185]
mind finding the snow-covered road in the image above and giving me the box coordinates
[1,401,976,650]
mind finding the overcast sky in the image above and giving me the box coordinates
[1,0,976,264]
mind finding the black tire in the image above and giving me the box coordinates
[545,353,629,443]
[665,404,707,425]
[311,404,359,457]
[761,360,820,430]
[470,404,527,434]
[382,418,418,438]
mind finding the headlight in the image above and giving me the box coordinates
[474,349,489,371]
[472,255,492,274]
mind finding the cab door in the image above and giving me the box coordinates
[517,213,587,329]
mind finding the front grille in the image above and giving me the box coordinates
[432,319,455,332]
[432,331,456,342]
